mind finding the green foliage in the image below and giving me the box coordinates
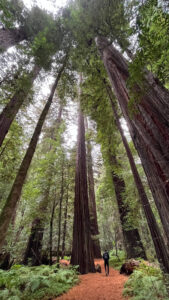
[0,0,24,28]
[0,264,79,300]
[63,256,71,261]
[129,0,169,84]
[0,121,24,212]
[67,0,130,49]
[30,25,62,70]
[109,250,126,270]
[123,262,169,300]
[137,261,161,277]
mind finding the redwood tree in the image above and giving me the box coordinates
[71,106,95,274]
[23,104,63,265]
[0,61,66,251]
[0,65,40,147]
[109,154,147,260]
[106,84,169,273]
[96,36,169,247]
[85,119,102,258]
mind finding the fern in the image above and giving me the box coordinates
[0,264,79,300]
[123,269,169,300]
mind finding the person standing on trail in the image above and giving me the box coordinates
[103,250,109,276]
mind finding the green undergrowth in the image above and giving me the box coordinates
[63,256,71,261]
[0,264,79,300]
[123,261,169,300]
[109,250,126,270]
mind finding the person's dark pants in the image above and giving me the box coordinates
[104,259,109,275]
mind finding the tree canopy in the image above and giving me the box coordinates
[0,0,169,298]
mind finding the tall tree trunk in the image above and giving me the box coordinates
[0,28,27,52]
[23,218,45,266]
[71,105,95,274]
[96,36,169,249]
[0,65,40,147]
[49,197,58,265]
[61,179,69,259]
[23,104,64,265]
[109,154,147,259]
[57,162,65,264]
[85,118,102,258]
[100,56,169,273]
[106,85,169,273]
[0,61,66,252]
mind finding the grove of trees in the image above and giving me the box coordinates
[1,0,169,280]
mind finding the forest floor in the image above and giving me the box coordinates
[54,259,129,300]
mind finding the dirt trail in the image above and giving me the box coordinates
[54,259,129,300]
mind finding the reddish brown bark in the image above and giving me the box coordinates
[0,65,40,147]
[71,107,95,274]
[96,36,169,249]
[106,86,169,272]
[85,119,102,258]
[0,61,66,252]
[109,154,147,260]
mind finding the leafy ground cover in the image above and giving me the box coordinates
[0,264,79,300]
[109,251,169,300]
[123,261,169,300]
[109,250,126,270]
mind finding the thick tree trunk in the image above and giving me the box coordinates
[61,181,69,259]
[71,106,95,274]
[0,28,27,52]
[85,119,102,258]
[106,86,169,273]
[23,218,45,266]
[57,163,65,264]
[96,36,169,249]
[0,62,66,252]
[110,155,147,259]
[0,65,40,147]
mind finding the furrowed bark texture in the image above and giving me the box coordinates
[71,108,95,274]
[0,62,66,251]
[0,28,27,52]
[23,105,63,265]
[0,65,40,147]
[106,87,169,273]
[96,36,169,247]
[86,120,102,258]
[109,155,146,260]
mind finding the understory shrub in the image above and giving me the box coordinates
[123,261,169,300]
[109,250,126,270]
[0,264,79,300]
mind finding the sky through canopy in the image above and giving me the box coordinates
[23,0,68,12]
